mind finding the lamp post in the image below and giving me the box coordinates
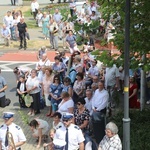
[123,0,131,149]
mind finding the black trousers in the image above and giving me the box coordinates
[18,95,26,108]
[11,0,16,5]
[0,95,6,107]
[19,32,27,48]
[30,92,40,113]
[33,9,38,19]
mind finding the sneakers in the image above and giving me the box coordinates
[146,100,150,104]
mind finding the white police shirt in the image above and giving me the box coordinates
[0,123,26,150]
[54,123,85,150]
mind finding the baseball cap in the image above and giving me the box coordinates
[3,112,14,119]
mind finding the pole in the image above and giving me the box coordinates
[123,0,131,149]
[140,54,146,111]
[66,56,72,76]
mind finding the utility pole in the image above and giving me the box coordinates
[140,54,146,111]
[123,0,131,149]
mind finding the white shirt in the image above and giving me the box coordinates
[31,1,39,12]
[3,15,13,28]
[88,65,99,76]
[105,65,120,87]
[92,89,109,111]
[58,99,74,114]
[26,76,40,94]
[0,123,26,150]
[84,97,93,116]
[54,123,85,150]
[52,121,64,130]
[36,58,51,70]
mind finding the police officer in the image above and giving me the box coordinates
[54,113,85,150]
[0,112,26,150]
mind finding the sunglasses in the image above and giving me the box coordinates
[77,103,81,105]
[62,119,70,122]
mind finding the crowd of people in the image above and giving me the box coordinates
[0,0,150,150]
[1,0,116,52]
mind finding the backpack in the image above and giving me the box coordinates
[68,68,77,86]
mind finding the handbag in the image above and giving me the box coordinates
[92,111,105,123]
[24,94,33,107]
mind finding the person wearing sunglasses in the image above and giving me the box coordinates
[74,98,90,134]
[49,75,63,117]
[54,113,85,150]
[0,112,26,150]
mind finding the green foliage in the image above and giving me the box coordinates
[24,4,69,28]
[18,111,29,125]
[91,50,115,67]
[26,20,38,29]
[100,38,107,46]
[98,0,150,70]
[110,109,150,150]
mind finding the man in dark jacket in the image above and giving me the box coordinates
[17,18,27,50]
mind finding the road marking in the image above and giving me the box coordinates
[0,61,54,72]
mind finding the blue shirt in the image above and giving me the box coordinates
[0,76,7,98]
[1,28,10,37]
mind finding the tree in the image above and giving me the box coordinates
[95,0,150,70]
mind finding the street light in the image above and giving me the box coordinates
[123,0,131,149]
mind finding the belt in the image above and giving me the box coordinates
[94,107,106,113]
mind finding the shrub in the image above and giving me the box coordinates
[109,109,150,150]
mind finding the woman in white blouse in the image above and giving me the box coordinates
[58,91,74,115]
[26,69,41,116]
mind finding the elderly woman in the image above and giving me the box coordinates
[26,69,41,116]
[58,91,74,114]
[42,67,54,116]
[74,98,90,133]
[29,119,50,149]
[49,75,63,117]
[73,72,86,103]
[62,77,73,97]
[73,55,83,73]
[98,122,122,150]
[52,56,66,81]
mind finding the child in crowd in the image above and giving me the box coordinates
[52,112,63,130]
[43,128,56,150]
